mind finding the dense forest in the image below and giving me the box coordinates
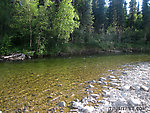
[0,0,150,56]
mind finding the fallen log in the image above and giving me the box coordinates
[1,53,27,61]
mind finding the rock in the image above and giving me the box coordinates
[58,101,66,107]
[97,81,103,85]
[72,102,83,109]
[107,75,116,79]
[128,98,141,106]
[122,85,131,90]
[87,85,94,88]
[102,90,110,97]
[99,77,106,81]
[114,98,127,107]
[81,97,88,104]
[58,84,62,87]
[69,109,79,112]
[82,106,94,113]
[88,80,96,83]
[140,85,149,91]
[110,79,118,82]
[91,94,99,98]
[110,82,118,87]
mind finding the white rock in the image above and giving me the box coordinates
[82,106,94,113]
[99,77,106,81]
[91,94,99,98]
[110,79,118,82]
[97,81,105,85]
[114,98,127,107]
[72,102,83,109]
[110,82,118,87]
[102,90,110,97]
[128,98,141,106]
[122,85,131,90]
[140,85,149,91]
[107,75,116,79]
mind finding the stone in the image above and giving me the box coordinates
[88,80,96,83]
[122,85,131,90]
[72,102,83,109]
[107,75,116,79]
[110,82,118,87]
[82,106,94,113]
[87,85,94,88]
[128,98,141,106]
[114,98,127,107]
[91,94,99,98]
[97,81,104,85]
[102,90,110,97]
[110,79,118,82]
[58,101,66,107]
[140,85,149,91]
[99,77,106,81]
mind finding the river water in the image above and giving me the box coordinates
[0,54,150,112]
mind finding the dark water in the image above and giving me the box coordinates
[0,54,150,112]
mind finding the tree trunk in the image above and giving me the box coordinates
[29,6,32,48]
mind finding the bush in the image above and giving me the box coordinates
[0,34,12,55]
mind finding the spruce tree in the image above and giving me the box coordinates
[93,0,106,33]
[142,0,150,42]
[128,0,137,29]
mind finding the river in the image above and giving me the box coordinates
[0,54,150,112]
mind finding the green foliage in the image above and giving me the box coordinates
[0,35,12,55]
[0,0,150,56]
[53,0,79,41]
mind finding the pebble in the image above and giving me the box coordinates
[91,94,99,98]
[128,98,141,106]
[87,84,94,88]
[58,101,66,107]
[140,85,149,91]
[69,62,150,113]
[107,75,116,79]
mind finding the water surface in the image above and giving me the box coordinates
[0,54,150,112]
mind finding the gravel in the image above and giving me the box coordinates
[69,62,150,113]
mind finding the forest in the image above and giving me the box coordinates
[0,0,150,56]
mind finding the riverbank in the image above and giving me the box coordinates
[1,48,150,62]
[68,62,150,113]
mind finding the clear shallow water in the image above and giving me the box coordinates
[0,54,150,112]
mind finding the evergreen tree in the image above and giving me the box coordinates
[128,0,137,29]
[73,0,94,44]
[93,0,106,33]
[0,0,12,38]
[123,1,127,27]
[142,0,150,42]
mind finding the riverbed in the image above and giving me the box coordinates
[0,54,150,112]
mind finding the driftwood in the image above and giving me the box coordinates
[1,53,28,61]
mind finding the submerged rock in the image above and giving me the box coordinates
[91,94,99,98]
[58,101,66,107]
[99,77,106,81]
[71,102,83,109]
[107,75,116,79]
[87,85,94,88]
